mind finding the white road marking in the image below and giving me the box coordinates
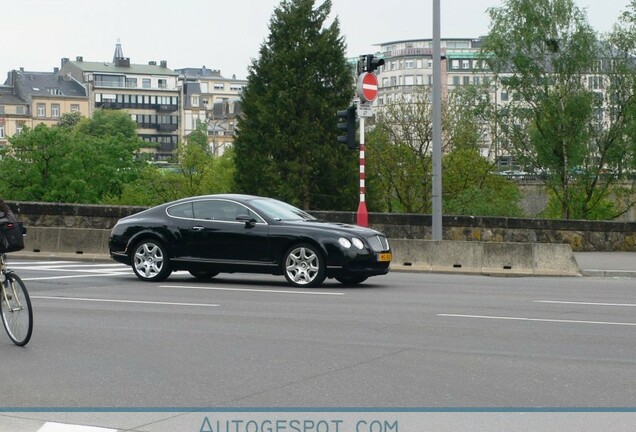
[22,273,130,281]
[438,313,636,327]
[38,422,117,432]
[535,300,636,307]
[162,284,344,296]
[31,296,219,307]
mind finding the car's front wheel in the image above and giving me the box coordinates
[283,243,326,288]
[132,239,172,282]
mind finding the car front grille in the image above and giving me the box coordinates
[367,235,390,252]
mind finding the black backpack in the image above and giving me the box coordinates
[0,209,25,253]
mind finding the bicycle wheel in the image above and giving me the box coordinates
[1,273,33,346]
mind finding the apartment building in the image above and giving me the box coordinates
[59,43,181,161]
[0,86,28,148]
[0,68,89,148]
[174,66,246,154]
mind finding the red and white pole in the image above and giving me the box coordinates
[357,116,368,227]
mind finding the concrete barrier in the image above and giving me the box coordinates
[390,239,581,276]
[23,227,110,256]
[19,227,581,276]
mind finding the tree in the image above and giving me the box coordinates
[481,0,636,219]
[0,109,143,203]
[111,123,236,206]
[366,84,522,216]
[233,0,357,210]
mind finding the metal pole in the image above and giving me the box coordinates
[431,0,443,240]
[357,115,368,227]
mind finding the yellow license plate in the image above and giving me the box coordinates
[377,252,392,262]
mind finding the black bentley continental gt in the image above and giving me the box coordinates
[108,194,392,287]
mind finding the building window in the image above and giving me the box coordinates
[451,60,460,70]
[158,79,167,89]
[462,60,470,69]
[142,78,151,89]
[37,104,46,118]
[126,78,138,88]
[16,121,25,134]
[214,83,224,90]
[500,92,509,102]
[405,60,414,69]
[0,125,4,138]
[463,76,470,85]
[0,105,5,114]
[452,76,460,86]
[192,96,199,106]
[51,104,60,118]
[71,104,80,112]
[16,106,25,115]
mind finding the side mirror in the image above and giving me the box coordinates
[236,214,256,228]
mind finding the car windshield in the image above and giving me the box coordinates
[249,198,316,221]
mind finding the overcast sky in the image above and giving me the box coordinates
[0,0,629,81]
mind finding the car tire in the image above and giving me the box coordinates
[131,239,172,282]
[335,275,368,286]
[189,270,220,280]
[283,243,326,288]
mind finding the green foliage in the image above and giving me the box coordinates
[481,0,636,220]
[233,0,357,210]
[111,147,236,207]
[0,109,143,203]
[442,148,523,217]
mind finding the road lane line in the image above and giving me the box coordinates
[535,300,636,307]
[438,313,636,327]
[31,295,219,307]
[161,284,344,296]
[22,273,130,281]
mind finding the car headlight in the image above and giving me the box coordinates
[338,238,352,248]
[351,237,364,249]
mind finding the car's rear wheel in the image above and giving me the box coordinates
[283,243,326,288]
[189,270,219,280]
[335,275,368,286]
[132,239,172,282]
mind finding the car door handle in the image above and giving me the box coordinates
[191,226,205,231]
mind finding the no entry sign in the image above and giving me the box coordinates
[357,72,379,103]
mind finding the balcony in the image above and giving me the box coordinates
[156,104,178,112]
[157,123,178,132]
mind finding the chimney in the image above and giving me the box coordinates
[53,67,59,74]
[61,58,69,68]
[148,61,157,66]
[19,67,24,73]
[160,60,167,68]
[76,56,83,62]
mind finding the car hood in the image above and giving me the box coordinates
[284,219,384,237]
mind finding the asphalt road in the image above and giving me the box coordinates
[1,258,635,410]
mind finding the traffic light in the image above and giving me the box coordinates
[337,106,357,149]
[358,54,385,74]
[366,55,385,73]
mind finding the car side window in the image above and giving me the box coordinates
[167,203,194,219]
[193,200,226,220]
[191,200,265,223]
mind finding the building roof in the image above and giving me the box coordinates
[0,87,27,105]
[13,70,87,98]
[65,60,179,76]
[175,67,223,79]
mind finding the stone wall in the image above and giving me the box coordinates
[7,201,636,252]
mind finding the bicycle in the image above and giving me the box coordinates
[0,253,33,346]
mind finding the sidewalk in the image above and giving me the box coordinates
[573,251,636,278]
